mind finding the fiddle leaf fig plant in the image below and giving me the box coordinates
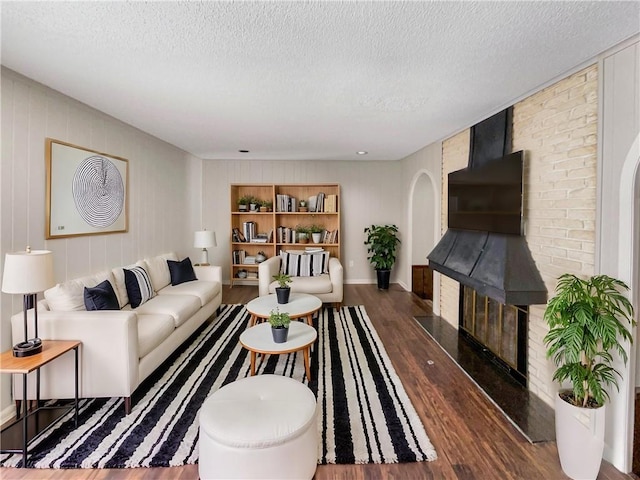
[543,274,635,408]
[363,224,401,271]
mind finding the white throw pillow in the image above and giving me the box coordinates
[144,252,178,292]
[45,270,117,311]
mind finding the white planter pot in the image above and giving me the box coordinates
[312,233,322,243]
[555,393,605,480]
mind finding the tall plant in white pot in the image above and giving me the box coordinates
[543,273,635,480]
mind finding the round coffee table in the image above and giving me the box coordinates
[246,293,322,327]
[239,322,318,380]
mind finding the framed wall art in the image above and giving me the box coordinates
[46,138,129,239]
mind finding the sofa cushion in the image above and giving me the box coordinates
[144,253,178,292]
[137,313,175,358]
[158,280,220,307]
[124,266,156,308]
[269,274,333,295]
[167,257,197,286]
[112,261,145,308]
[133,294,201,328]
[84,280,120,311]
[280,251,330,277]
[45,270,117,311]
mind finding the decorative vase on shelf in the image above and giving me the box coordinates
[312,233,322,243]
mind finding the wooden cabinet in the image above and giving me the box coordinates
[412,265,433,300]
[230,184,340,286]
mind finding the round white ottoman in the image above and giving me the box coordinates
[198,374,318,480]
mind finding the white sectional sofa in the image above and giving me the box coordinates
[11,252,222,414]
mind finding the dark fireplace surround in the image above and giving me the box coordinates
[428,108,547,386]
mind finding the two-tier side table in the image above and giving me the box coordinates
[0,340,81,467]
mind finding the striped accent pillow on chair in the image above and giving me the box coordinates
[124,266,156,308]
[280,251,330,277]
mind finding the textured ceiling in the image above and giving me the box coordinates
[2,1,639,161]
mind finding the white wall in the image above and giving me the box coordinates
[200,159,405,285]
[0,68,199,417]
[597,37,640,472]
[399,142,442,297]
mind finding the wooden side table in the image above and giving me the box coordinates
[0,340,81,468]
[239,322,317,380]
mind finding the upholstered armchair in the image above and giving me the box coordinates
[258,254,343,307]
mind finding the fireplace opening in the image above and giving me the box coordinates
[459,285,528,386]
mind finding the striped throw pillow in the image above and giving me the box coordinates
[123,266,156,308]
[280,251,330,277]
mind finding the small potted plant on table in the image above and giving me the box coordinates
[543,273,635,480]
[272,273,292,304]
[268,309,291,343]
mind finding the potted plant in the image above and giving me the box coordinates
[263,200,273,212]
[543,273,635,480]
[309,224,324,244]
[272,272,292,304]
[363,224,400,290]
[268,308,291,343]
[249,196,259,212]
[238,195,252,212]
[295,225,310,244]
[298,200,308,212]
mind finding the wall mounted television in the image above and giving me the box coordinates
[448,150,524,236]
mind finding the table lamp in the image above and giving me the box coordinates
[2,247,55,357]
[194,230,216,266]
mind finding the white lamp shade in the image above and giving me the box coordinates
[2,249,55,294]
[194,230,217,249]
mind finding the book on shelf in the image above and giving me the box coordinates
[242,221,256,242]
[276,194,298,212]
[324,194,338,213]
[232,227,246,242]
[315,192,325,213]
[322,229,338,243]
[276,226,297,243]
[232,249,246,264]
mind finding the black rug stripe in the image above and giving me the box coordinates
[341,306,381,463]
[328,307,355,464]
[350,306,416,462]
[353,306,429,462]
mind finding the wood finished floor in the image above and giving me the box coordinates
[2,284,635,480]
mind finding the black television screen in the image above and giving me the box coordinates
[448,150,524,235]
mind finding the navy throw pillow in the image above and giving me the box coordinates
[167,257,197,286]
[84,280,120,311]
[124,266,155,308]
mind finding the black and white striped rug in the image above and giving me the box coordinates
[0,304,437,468]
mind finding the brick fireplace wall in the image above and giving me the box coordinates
[439,64,598,406]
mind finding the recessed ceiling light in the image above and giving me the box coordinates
[356,151,368,155]
[238,149,250,153]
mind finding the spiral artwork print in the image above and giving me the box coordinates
[72,155,125,228]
